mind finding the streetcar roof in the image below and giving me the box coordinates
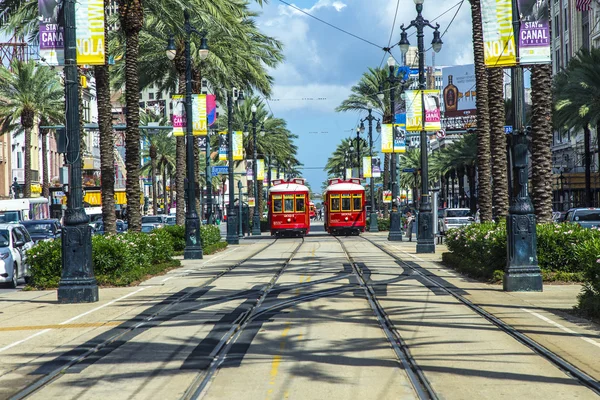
[269,183,309,193]
[324,182,365,192]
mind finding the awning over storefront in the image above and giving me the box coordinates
[83,191,102,206]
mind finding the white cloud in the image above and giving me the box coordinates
[278,0,347,17]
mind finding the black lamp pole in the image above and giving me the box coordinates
[58,0,98,303]
[385,59,403,242]
[205,131,213,224]
[360,110,381,232]
[226,90,242,245]
[251,107,261,236]
[399,0,443,253]
[504,0,542,291]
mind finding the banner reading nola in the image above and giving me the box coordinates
[257,159,265,181]
[405,90,441,132]
[363,156,372,178]
[233,131,243,160]
[372,157,381,178]
[218,131,228,161]
[172,95,185,136]
[192,94,207,136]
[75,0,105,65]
[381,123,406,153]
[246,160,254,181]
[517,0,551,64]
[481,0,517,67]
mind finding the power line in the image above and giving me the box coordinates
[380,0,402,68]
[277,0,383,49]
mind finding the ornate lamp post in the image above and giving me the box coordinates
[165,10,208,259]
[399,0,443,253]
[57,0,98,303]
[205,130,215,224]
[360,110,381,232]
[249,104,265,236]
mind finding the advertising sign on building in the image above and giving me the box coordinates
[481,0,517,67]
[406,90,442,132]
[232,131,243,160]
[442,65,477,117]
[218,131,228,161]
[172,95,185,136]
[363,156,372,178]
[517,0,551,64]
[372,157,381,178]
[192,94,207,136]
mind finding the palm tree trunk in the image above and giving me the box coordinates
[488,68,508,219]
[458,166,465,207]
[467,165,477,214]
[584,124,592,207]
[119,0,144,231]
[470,0,492,221]
[41,129,49,198]
[170,169,175,211]
[531,63,554,221]
[151,155,157,215]
[23,127,31,198]
[162,162,168,214]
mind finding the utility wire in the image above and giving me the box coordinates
[277,0,383,49]
[380,0,402,68]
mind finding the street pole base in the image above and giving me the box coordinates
[58,279,99,304]
[503,267,543,292]
[388,211,402,241]
[252,228,261,236]
[184,247,203,260]
[416,240,435,254]
[369,212,379,232]
[388,230,403,241]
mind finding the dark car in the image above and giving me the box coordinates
[92,220,128,235]
[20,219,61,243]
[564,208,600,229]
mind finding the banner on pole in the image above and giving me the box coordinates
[346,168,353,179]
[172,95,185,136]
[481,0,517,67]
[383,190,392,203]
[75,0,105,65]
[406,90,442,132]
[372,157,381,178]
[382,123,406,153]
[246,160,254,181]
[517,0,551,64]
[257,159,265,181]
[363,156,372,178]
[39,0,64,65]
[198,136,207,151]
[233,131,243,160]
[218,131,228,161]
[192,94,207,136]
[206,95,217,126]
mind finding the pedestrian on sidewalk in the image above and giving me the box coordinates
[405,211,414,241]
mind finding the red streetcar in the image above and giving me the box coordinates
[309,202,316,220]
[268,178,311,237]
[323,178,366,235]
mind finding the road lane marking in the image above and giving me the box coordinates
[266,323,292,398]
[0,287,146,354]
[160,248,239,283]
[0,321,121,332]
[521,308,600,349]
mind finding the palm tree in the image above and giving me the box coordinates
[554,48,600,208]
[140,110,170,216]
[0,60,63,198]
[325,137,369,178]
[488,68,508,219]
[469,0,492,221]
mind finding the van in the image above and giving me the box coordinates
[0,198,50,223]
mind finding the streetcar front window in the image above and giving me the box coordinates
[284,195,295,213]
[295,195,305,212]
[273,196,283,213]
[353,195,362,211]
[331,195,340,211]
[341,195,351,211]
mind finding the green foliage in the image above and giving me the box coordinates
[27,240,62,288]
[201,225,222,247]
[366,218,390,231]
[161,225,185,251]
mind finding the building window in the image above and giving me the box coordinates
[17,151,22,169]
[149,92,154,100]
[554,15,559,36]
[565,42,569,64]
[564,8,568,32]
[157,92,162,99]
[555,49,560,69]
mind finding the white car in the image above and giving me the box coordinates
[439,208,474,235]
[0,223,35,288]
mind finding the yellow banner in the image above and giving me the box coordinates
[346,168,353,179]
[363,156,372,178]
[233,131,243,160]
[76,0,105,65]
[257,159,265,181]
[405,90,442,132]
[192,94,207,136]
[481,0,516,67]
[172,95,185,136]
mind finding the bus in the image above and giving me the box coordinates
[0,198,50,223]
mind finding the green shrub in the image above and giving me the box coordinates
[205,240,228,255]
[201,224,221,247]
[28,239,62,288]
[160,225,185,251]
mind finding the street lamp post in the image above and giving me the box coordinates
[250,105,263,236]
[399,0,443,253]
[360,110,381,233]
[58,0,98,303]
[355,127,362,179]
[224,90,244,245]
[238,179,243,237]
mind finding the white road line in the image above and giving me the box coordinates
[0,287,147,354]
[161,276,175,282]
[521,308,600,349]
[160,249,238,283]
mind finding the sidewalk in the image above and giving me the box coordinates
[365,232,600,381]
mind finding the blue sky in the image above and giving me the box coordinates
[251,0,476,191]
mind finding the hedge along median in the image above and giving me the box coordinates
[443,222,600,319]
[27,224,226,289]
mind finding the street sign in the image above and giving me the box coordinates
[436,129,446,139]
[212,166,228,176]
[402,168,416,173]
[504,125,513,134]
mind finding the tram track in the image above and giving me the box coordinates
[9,238,286,400]
[334,236,438,400]
[359,235,600,397]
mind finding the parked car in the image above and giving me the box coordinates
[563,208,600,228]
[141,215,167,228]
[0,223,35,288]
[166,216,176,226]
[141,223,158,233]
[92,220,128,235]
[21,219,61,243]
[438,208,474,235]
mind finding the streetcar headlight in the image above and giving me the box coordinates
[345,217,348,221]
[287,218,291,222]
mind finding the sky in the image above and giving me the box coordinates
[250,0,475,191]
